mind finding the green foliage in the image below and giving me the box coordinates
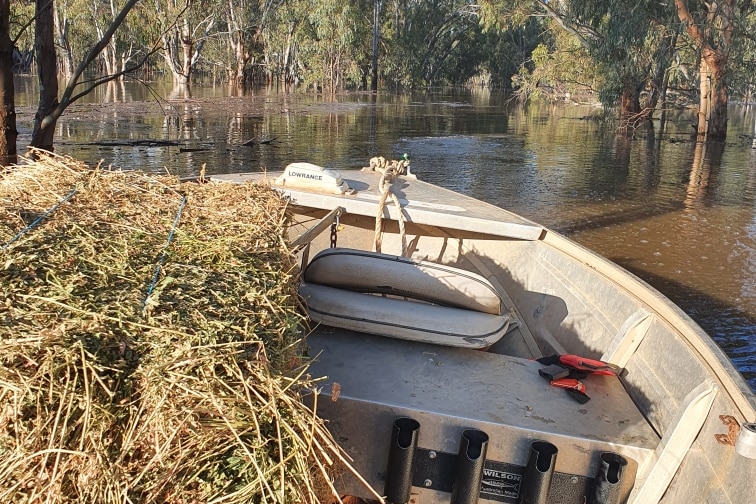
[9,0,34,54]
[729,9,756,102]
[305,0,361,89]
[381,0,484,88]
[480,17,544,89]
[478,0,531,32]
[511,28,602,101]
[10,0,756,109]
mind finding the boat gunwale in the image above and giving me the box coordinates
[537,229,756,419]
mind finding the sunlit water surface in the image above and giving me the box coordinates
[14,78,756,390]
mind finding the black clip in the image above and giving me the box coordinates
[538,364,569,381]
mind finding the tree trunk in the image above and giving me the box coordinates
[180,18,194,82]
[0,0,17,163]
[674,0,731,140]
[31,0,59,151]
[371,0,380,91]
[98,26,116,75]
[646,30,677,113]
[700,56,728,140]
[54,4,74,79]
[162,32,187,83]
[619,77,642,118]
[283,22,296,84]
[228,28,249,84]
[28,0,140,152]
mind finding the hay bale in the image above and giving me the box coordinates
[0,151,370,504]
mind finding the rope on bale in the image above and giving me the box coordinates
[1,187,78,251]
[143,195,187,313]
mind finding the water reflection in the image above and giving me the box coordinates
[11,78,756,389]
[685,141,715,208]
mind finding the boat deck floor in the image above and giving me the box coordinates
[307,325,658,497]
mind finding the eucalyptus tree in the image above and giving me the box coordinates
[728,10,756,103]
[415,0,481,85]
[507,26,600,101]
[672,0,756,139]
[262,2,299,84]
[211,0,284,84]
[29,0,141,151]
[382,0,482,88]
[8,1,34,67]
[155,0,216,84]
[281,0,369,91]
[32,0,58,150]
[51,0,144,80]
[481,0,675,121]
[480,16,544,90]
[89,0,144,77]
[1,0,16,163]
[224,0,259,83]
[574,0,677,121]
[54,1,76,78]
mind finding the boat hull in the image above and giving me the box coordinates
[213,168,756,503]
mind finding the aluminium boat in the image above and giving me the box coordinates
[212,161,756,504]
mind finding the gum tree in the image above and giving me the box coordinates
[31,0,142,150]
[0,0,16,163]
[673,0,748,139]
[481,0,675,121]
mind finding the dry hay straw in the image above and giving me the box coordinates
[0,150,379,504]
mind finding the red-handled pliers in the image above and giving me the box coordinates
[557,354,621,376]
[537,354,621,376]
[551,378,591,403]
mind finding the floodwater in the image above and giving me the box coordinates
[13,77,756,390]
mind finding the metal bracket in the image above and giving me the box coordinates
[410,448,592,503]
[290,206,344,248]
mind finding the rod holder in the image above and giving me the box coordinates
[590,452,629,504]
[384,417,421,504]
[735,422,756,459]
[450,429,489,504]
[518,440,558,504]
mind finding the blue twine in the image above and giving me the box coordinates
[1,188,78,251]
[143,195,187,312]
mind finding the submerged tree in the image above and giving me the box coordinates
[0,0,16,163]
[382,0,483,89]
[32,0,59,151]
[155,0,216,84]
[30,0,142,151]
[673,0,751,140]
[481,0,675,121]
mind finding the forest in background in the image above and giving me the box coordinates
[3,1,756,160]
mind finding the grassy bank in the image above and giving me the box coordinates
[0,151,362,503]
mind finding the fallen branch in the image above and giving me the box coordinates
[241,136,279,146]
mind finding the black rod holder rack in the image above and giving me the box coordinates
[384,417,421,504]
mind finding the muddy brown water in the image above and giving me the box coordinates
[13,78,756,390]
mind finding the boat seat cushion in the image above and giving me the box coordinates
[299,248,509,348]
[303,247,503,315]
